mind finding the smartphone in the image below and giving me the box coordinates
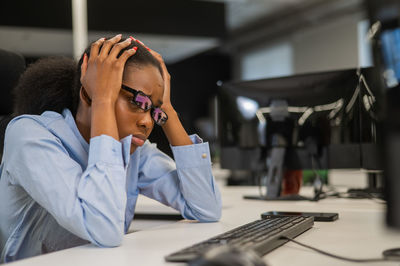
[261,211,339,222]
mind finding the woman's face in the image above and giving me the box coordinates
[115,64,164,154]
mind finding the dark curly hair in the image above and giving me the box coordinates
[13,57,76,115]
[13,36,162,117]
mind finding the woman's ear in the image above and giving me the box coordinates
[80,86,92,107]
[80,53,88,83]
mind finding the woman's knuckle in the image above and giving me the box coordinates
[96,58,105,66]
[115,61,123,68]
[105,58,113,65]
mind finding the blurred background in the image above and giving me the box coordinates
[0,0,374,185]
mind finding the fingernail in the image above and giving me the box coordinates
[117,34,122,38]
[133,47,138,51]
[83,53,87,60]
[126,38,132,43]
[129,36,136,42]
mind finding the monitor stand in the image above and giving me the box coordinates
[242,146,313,201]
[347,172,384,199]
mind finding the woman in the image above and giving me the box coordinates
[0,34,221,262]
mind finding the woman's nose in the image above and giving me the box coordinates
[137,111,153,130]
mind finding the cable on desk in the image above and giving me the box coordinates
[312,185,386,204]
[280,236,399,263]
[323,190,386,204]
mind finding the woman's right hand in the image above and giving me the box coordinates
[79,34,137,141]
[80,34,137,105]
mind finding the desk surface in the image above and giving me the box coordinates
[9,186,400,266]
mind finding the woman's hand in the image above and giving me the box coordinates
[80,34,137,105]
[80,34,137,141]
[143,43,192,146]
[136,39,171,108]
[147,48,172,109]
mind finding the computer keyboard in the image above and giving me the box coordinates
[165,216,314,262]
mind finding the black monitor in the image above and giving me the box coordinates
[366,0,400,229]
[217,67,384,198]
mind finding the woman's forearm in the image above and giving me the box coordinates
[161,105,192,146]
[90,101,119,141]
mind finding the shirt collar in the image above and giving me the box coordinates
[62,108,89,153]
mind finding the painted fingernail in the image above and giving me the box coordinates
[129,36,136,42]
[83,53,87,60]
[133,47,138,51]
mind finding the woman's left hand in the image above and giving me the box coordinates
[138,41,192,146]
[147,49,172,109]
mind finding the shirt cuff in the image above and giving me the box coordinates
[170,135,211,169]
[189,134,204,144]
[88,135,125,166]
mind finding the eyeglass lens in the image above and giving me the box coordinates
[134,93,168,125]
[152,108,168,125]
[122,85,168,126]
[135,93,152,111]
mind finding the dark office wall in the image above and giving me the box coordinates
[0,0,226,38]
[149,51,232,157]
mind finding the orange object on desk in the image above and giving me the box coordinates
[281,170,302,195]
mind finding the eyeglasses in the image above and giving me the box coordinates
[121,84,168,126]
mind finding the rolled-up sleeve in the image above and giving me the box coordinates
[4,118,129,247]
[137,134,222,222]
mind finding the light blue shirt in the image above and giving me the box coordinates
[0,109,221,263]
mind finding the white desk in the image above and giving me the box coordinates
[9,186,400,266]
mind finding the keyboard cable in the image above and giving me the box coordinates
[280,236,400,263]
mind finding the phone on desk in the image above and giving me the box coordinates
[261,211,339,222]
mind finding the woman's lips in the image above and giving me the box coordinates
[131,135,146,146]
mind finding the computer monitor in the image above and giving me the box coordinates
[217,67,383,198]
[366,0,400,229]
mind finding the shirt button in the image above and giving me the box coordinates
[202,153,207,159]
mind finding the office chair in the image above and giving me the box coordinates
[0,48,26,161]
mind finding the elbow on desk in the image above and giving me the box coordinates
[186,203,222,223]
[88,222,124,248]
[202,201,222,222]
[204,196,223,222]
[92,231,124,248]
[199,211,221,223]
